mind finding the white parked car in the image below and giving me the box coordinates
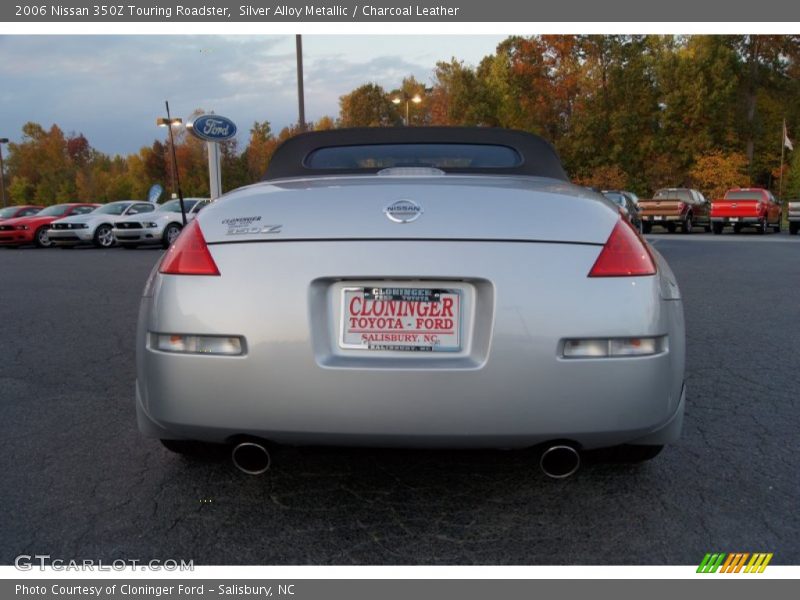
[49,201,157,248]
[112,198,209,249]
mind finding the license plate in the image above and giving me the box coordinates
[729,217,739,222]
[341,287,461,352]
[653,216,663,221]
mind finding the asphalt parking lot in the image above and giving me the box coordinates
[1,233,798,565]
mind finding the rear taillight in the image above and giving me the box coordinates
[159,220,220,276]
[588,218,656,277]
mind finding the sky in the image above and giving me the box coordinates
[0,35,506,156]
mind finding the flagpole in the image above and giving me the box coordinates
[779,119,786,201]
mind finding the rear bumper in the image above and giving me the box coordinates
[135,240,686,450]
[711,216,761,224]
[136,377,687,449]
[642,215,683,222]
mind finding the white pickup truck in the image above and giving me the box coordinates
[789,200,800,235]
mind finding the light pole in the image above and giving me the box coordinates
[392,93,422,126]
[0,138,8,208]
[157,101,187,225]
[296,34,306,132]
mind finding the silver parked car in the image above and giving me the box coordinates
[49,201,156,248]
[136,128,685,477]
[112,198,209,249]
[602,190,643,233]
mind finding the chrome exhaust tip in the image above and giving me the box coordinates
[231,442,271,475]
[539,444,580,479]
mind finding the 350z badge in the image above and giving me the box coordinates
[221,216,283,236]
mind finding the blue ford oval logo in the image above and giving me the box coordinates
[188,114,237,142]
[385,199,423,223]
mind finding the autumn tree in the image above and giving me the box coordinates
[489,36,581,139]
[560,36,663,191]
[5,123,78,204]
[243,121,276,182]
[689,151,750,198]
[573,165,628,191]
[429,59,488,126]
[313,116,336,131]
[4,35,799,204]
[387,76,430,126]
[142,141,168,188]
[734,37,790,167]
[338,83,399,127]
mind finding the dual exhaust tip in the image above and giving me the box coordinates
[231,441,271,475]
[230,440,580,479]
[538,444,581,479]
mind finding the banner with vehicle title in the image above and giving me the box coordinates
[4,0,800,22]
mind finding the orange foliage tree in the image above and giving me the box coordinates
[689,151,750,198]
[573,165,628,190]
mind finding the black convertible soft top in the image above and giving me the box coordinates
[262,127,568,181]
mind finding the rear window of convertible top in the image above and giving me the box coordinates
[304,143,523,170]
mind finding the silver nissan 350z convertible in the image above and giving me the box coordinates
[136,127,685,477]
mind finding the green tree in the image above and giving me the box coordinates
[429,58,489,126]
[784,148,800,199]
[338,83,398,127]
[141,141,168,188]
[220,138,249,192]
[387,76,430,126]
[559,36,660,192]
[7,176,34,204]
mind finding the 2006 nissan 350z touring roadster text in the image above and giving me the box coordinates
[136,128,685,477]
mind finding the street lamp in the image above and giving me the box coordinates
[0,138,8,208]
[157,101,187,225]
[392,93,422,126]
[158,122,178,197]
[296,34,306,132]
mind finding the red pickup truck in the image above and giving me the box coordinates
[710,188,782,234]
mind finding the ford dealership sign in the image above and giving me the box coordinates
[187,114,237,142]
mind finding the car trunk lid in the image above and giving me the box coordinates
[198,175,617,246]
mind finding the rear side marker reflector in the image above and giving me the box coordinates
[589,218,656,277]
[153,333,244,356]
[563,337,666,358]
[159,219,220,276]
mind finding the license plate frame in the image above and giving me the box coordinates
[340,286,462,352]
